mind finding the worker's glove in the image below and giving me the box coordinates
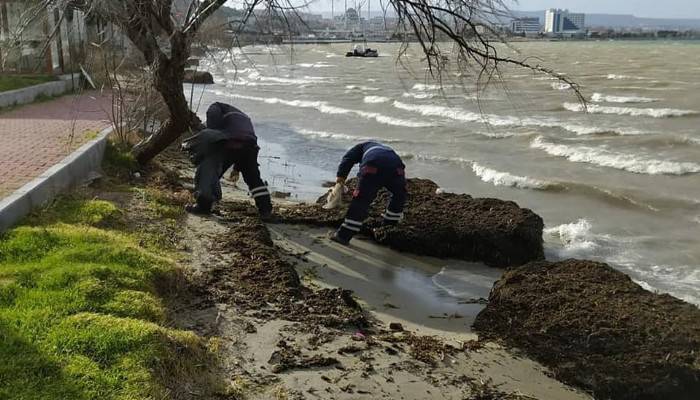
[323,182,345,210]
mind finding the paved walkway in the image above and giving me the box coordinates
[0,92,112,197]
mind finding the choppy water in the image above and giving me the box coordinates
[191,41,700,306]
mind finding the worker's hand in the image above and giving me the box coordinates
[336,176,347,185]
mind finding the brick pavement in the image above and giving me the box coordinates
[0,92,113,197]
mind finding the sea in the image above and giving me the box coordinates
[190,40,700,306]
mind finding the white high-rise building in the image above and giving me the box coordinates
[545,9,585,33]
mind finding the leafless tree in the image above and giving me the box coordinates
[29,0,582,165]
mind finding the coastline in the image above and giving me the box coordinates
[161,141,699,399]
[164,153,593,399]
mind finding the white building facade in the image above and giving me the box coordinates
[544,9,585,34]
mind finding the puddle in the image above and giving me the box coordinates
[269,225,503,341]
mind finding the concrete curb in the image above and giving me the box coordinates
[0,126,113,232]
[0,73,81,109]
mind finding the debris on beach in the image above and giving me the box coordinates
[269,340,340,373]
[277,178,545,267]
[473,259,700,400]
[198,217,367,328]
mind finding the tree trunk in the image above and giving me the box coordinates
[132,32,203,165]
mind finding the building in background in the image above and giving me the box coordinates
[511,17,541,35]
[545,9,585,34]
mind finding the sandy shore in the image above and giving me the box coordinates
[165,152,592,399]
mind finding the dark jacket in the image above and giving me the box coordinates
[206,102,257,144]
[337,141,404,178]
[181,128,230,165]
[182,103,257,164]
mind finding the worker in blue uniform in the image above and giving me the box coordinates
[181,102,272,218]
[329,141,407,245]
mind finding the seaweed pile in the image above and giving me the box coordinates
[199,217,367,328]
[473,259,700,400]
[278,178,544,268]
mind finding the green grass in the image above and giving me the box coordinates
[0,198,216,399]
[0,75,57,93]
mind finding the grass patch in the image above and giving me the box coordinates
[102,141,137,181]
[0,198,220,399]
[0,75,57,93]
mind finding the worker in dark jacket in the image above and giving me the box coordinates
[329,141,407,245]
[182,102,272,217]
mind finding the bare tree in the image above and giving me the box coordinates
[31,0,582,165]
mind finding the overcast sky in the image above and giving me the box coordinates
[227,0,700,19]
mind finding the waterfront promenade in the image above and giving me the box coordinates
[0,92,112,198]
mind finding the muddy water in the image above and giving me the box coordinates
[191,40,700,306]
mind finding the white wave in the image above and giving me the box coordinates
[531,136,700,175]
[224,78,281,87]
[606,74,648,80]
[225,68,254,74]
[393,101,637,136]
[610,86,673,92]
[551,82,572,91]
[363,96,391,104]
[296,62,336,68]
[411,83,458,91]
[297,129,404,143]
[564,102,698,118]
[409,153,472,165]
[475,131,530,139]
[246,71,328,85]
[544,219,599,258]
[545,220,700,305]
[402,92,436,100]
[471,163,560,190]
[394,101,481,123]
[218,92,433,128]
[591,93,659,104]
[345,84,380,91]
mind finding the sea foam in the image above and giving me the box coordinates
[531,136,700,175]
[393,101,638,136]
[246,71,328,85]
[471,163,561,190]
[363,96,391,104]
[220,92,433,128]
[551,82,572,91]
[297,129,404,143]
[345,84,381,91]
[591,93,659,103]
[544,219,600,258]
[564,102,698,118]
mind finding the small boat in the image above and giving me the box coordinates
[346,44,378,58]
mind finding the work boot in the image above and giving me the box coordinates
[327,231,350,246]
[185,203,211,215]
[259,210,276,222]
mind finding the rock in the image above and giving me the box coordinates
[389,322,404,331]
[279,178,544,268]
[473,259,700,400]
[183,70,214,84]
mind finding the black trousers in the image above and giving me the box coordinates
[336,165,407,242]
[194,145,272,213]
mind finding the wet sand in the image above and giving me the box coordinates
[270,224,500,342]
